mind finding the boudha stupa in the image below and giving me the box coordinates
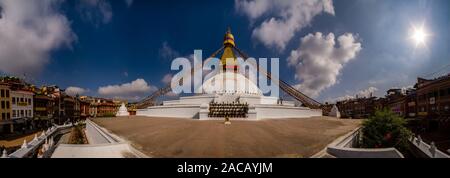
[137,29,322,120]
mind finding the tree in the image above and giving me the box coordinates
[361,108,412,151]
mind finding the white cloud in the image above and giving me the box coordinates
[327,86,378,103]
[356,86,378,98]
[234,0,271,21]
[235,0,335,51]
[288,32,362,98]
[159,41,180,60]
[390,85,414,95]
[78,0,113,26]
[328,95,353,103]
[0,0,76,75]
[65,86,88,96]
[125,0,133,7]
[98,78,157,100]
[161,74,173,84]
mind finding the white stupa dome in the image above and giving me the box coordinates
[198,72,262,95]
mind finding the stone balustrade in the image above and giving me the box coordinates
[326,128,405,158]
[1,121,83,158]
[51,119,147,158]
[326,128,450,158]
[409,136,450,158]
[85,119,118,144]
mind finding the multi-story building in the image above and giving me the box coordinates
[63,96,76,123]
[79,96,115,117]
[405,89,417,118]
[415,75,450,121]
[74,96,81,121]
[46,85,68,124]
[79,97,90,120]
[0,83,12,133]
[11,90,34,120]
[336,95,380,119]
[10,89,34,132]
[96,98,116,117]
[33,94,55,127]
[1,76,40,133]
[80,96,97,117]
[386,89,406,117]
[89,102,98,117]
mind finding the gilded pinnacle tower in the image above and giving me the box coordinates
[220,27,238,71]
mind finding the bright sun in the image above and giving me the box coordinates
[410,24,430,47]
[413,28,426,45]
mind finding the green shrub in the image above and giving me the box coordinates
[361,108,412,151]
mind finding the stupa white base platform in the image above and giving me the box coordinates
[116,112,130,116]
[137,94,322,120]
[137,71,322,120]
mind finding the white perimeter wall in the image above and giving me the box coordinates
[255,105,322,119]
[137,105,201,119]
[259,96,278,105]
[137,105,323,120]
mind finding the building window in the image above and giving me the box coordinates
[12,110,16,118]
[20,110,24,117]
[6,113,10,120]
[1,101,4,109]
[12,97,15,105]
[5,90,9,97]
[6,101,9,109]
[28,110,32,117]
[28,98,31,105]
[440,89,447,97]
[0,89,4,97]
[1,113,5,120]
[20,98,24,103]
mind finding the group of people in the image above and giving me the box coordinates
[208,101,249,118]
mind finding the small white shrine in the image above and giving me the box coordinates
[116,103,130,116]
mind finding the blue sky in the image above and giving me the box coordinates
[0,0,449,102]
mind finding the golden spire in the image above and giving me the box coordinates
[223,27,236,47]
[220,27,238,71]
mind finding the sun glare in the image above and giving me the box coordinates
[410,24,430,47]
[413,28,426,45]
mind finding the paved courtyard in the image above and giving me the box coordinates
[92,116,361,158]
